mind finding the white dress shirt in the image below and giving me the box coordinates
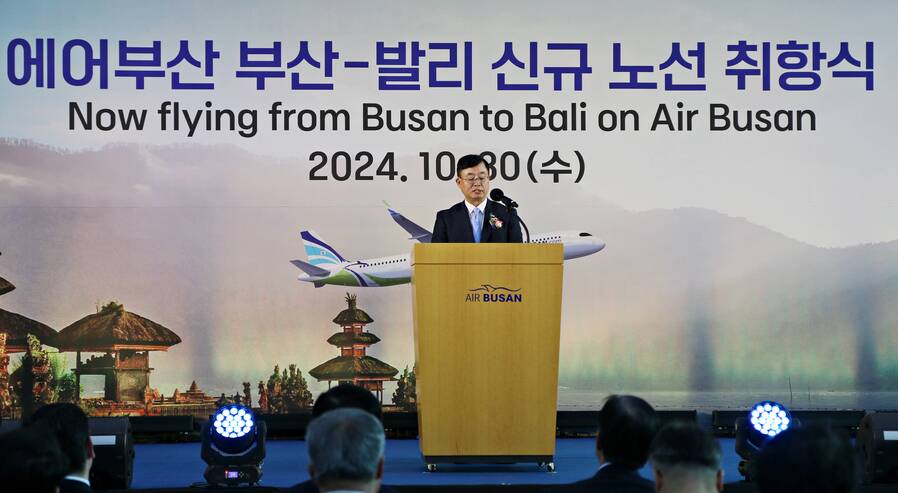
[464,199,488,217]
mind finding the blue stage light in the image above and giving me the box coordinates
[749,401,791,438]
[736,400,798,480]
[201,404,267,487]
[212,405,255,439]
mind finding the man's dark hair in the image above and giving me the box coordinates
[756,424,858,493]
[27,402,91,473]
[456,154,485,177]
[0,425,69,493]
[650,420,721,471]
[312,383,383,421]
[597,394,660,469]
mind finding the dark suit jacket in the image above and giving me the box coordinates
[431,200,523,243]
[281,480,399,493]
[542,464,654,493]
[59,478,93,493]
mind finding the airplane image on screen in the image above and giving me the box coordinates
[290,205,605,288]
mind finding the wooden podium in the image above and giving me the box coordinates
[411,243,563,471]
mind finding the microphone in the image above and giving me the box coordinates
[489,188,518,209]
[490,188,530,242]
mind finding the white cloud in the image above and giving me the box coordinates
[0,172,32,188]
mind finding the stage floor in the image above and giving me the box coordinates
[132,438,744,488]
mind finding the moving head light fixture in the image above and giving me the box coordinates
[736,401,796,480]
[200,404,267,486]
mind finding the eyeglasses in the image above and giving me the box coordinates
[461,175,488,184]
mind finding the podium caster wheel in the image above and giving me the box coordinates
[426,463,437,472]
[546,462,556,472]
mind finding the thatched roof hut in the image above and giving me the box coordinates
[54,302,181,353]
[0,308,57,352]
[332,293,374,325]
[309,356,398,381]
[0,276,14,297]
[326,331,381,347]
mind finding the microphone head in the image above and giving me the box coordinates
[489,188,505,202]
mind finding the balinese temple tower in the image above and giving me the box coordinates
[309,293,398,402]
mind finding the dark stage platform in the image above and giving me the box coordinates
[107,438,893,492]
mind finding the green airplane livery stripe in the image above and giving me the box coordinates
[365,273,411,287]
[323,269,362,286]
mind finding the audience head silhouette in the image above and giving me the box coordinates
[312,383,383,421]
[597,394,660,469]
[650,420,723,493]
[28,403,94,482]
[306,407,386,493]
[756,424,858,493]
[0,425,69,493]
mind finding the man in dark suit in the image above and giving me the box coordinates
[27,403,94,493]
[545,395,660,493]
[431,154,523,243]
[282,384,398,493]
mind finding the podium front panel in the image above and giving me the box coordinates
[411,244,563,459]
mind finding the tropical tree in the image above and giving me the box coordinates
[282,364,313,411]
[264,363,313,413]
[392,364,417,411]
[49,353,78,403]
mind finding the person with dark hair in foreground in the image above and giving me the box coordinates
[283,384,397,493]
[312,383,383,421]
[27,403,95,493]
[545,394,660,493]
[756,424,858,493]
[0,425,69,493]
[430,153,523,243]
[650,421,723,493]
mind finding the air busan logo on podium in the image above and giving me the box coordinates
[465,284,523,303]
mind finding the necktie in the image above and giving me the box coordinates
[471,208,483,243]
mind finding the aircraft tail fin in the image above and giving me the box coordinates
[300,230,347,266]
[290,259,331,277]
[383,201,433,243]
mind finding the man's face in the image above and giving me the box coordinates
[455,162,490,204]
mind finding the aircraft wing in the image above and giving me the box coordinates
[384,202,432,243]
[290,259,331,277]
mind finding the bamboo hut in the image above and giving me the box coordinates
[54,302,181,402]
[309,294,398,401]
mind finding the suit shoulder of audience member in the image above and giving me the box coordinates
[281,480,399,493]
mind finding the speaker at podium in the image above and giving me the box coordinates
[411,243,563,471]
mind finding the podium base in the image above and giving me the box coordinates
[423,454,554,465]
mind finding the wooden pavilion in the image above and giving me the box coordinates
[309,294,398,402]
[54,302,181,403]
